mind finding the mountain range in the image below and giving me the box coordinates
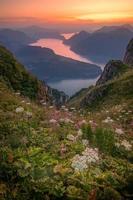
[0,28,102,83]
[18,25,64,40]
[64,25,133,63]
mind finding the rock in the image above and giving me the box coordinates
[96,60,126,85]
[123,38,133,67]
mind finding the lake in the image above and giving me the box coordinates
[31,35,103,96]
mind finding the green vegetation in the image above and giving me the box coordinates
[69,69,133,111]
[0,45,48,101]
[0,43,133,199]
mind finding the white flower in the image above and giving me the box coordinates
[121,140,132,151]
[65,118,74,123]
[82,139,89,146]
[49,106,54,109]
[15,92,20,95]
[115,142,121,148]
[15,106,24,113]
[26,102,31,105]
[77,129,83,137]
[115,128,124,135]
[64,108,69,112]
[67,134,76,141]
[49,119,57,124]
[59,118,73,124]
[71,147,99,171]
[26,111,32,118]
[102,117,114,123]
[42,102,46,106]
[61,105,66,109]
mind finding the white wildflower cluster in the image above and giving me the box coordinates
[49,119,57,124]
[77,129,83,137]
[121,140,132,151]
[15,106,24,113]
[25,111,32,118]
[82,139,89,146]
[59,118,74,124]
[67,134,76,142]
[115,139,132,151]
[115,128,124,135]
[102,117,114,123]
[71,147,99,171]
[26,102,31,105]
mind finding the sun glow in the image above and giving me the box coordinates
[0,0,133,24]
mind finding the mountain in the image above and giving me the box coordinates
[0,28,35,52]
[0,45,68,105]
[95,24,133,33]
[64,30,90,46]
[123,38,133,66]
[16,45,102,82]
[0,28,102,84]
[64,27,133,62]
[68,38,133,110]
[96,60,128,85]
[19,25,64,40]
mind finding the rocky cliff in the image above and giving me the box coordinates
[96,60,128,85]
[68,38,133,110]
[123,38,133,66]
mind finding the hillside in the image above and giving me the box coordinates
[68,39,133,112]
[0,45,68,105]
[0,41,133,199]
[16,45,102,82]
[0,29,35,52]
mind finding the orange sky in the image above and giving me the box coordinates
[0,0,133,24]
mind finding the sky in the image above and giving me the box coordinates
[0,0,133,28]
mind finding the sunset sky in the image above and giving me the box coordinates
[0,0,133,25]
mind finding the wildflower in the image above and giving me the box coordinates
[26,111,32,118]
[71,147,99,171]
[21,100,25,103]
[121,140,132,151]
[49,106,54,109]
[26,102,31,105]
[61,105,66,110]
[78,119,87,126]
[42,102,46,106]
[15,92,20,95]
[15,106,24,113]
[115,142,121,148]
[49,119,57,124]
[67,134,76,141]
[115,128,124,135]
[102,117,114,123]
[82,139,89,146]
[77,129,83,137]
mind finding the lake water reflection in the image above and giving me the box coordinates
[31,37,103,96]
